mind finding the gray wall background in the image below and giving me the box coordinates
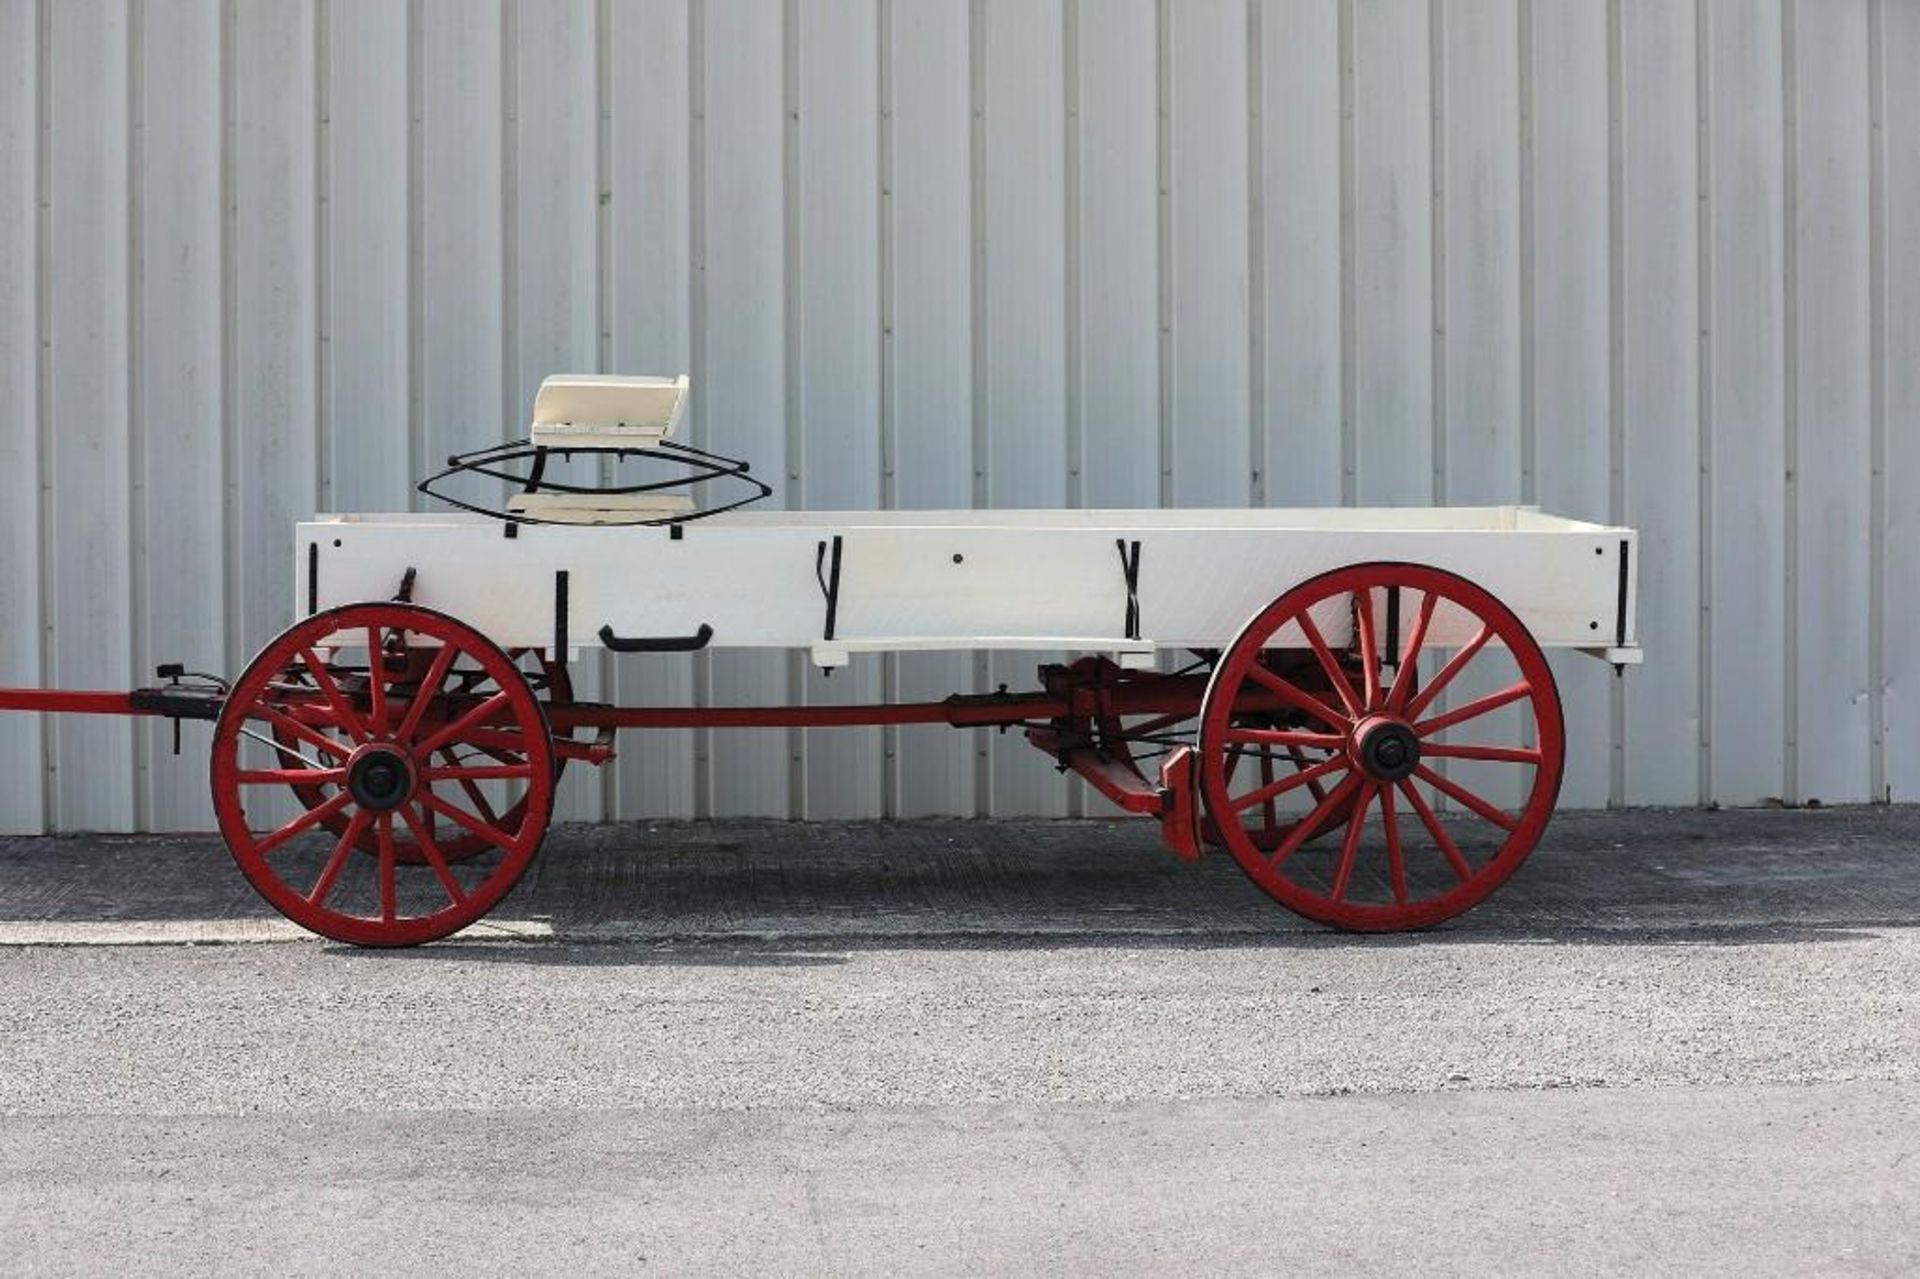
[2,0,1918,832]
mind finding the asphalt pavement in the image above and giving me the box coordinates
[2,807,1918,1274]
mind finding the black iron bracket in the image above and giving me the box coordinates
[1115,539,1142,641]
[816,535,845,642]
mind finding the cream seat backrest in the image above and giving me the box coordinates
[530,374,688,450]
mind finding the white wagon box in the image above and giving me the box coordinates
[300,505,1639,671]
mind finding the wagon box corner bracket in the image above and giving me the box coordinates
[0,373,1642,946]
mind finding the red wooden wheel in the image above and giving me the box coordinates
[274,649,571,865]
[1198,562,1564,931]
[210,602,555,946]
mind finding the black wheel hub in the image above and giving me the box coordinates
[1355,719,1421,783]
[347,748,415,812]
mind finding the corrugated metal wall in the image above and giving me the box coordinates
[2,0,1917,833]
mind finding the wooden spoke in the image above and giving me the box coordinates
[1387,593,1438,710]
[1419,742,1542,765]
[1353,588,1380,710]
[1413,764,1519,833]
[374,815,397,923]
[1398,779,1475,881]
[394,643,459,745]
[1403,623,1493,720]
[1225,727,1344,751]
[299,647,369,742]
[1328,783,1378,902]
[1244,663,1348,730]
[1229,754,1350,815]
[1413,680,1532,738]
[307,807,374,907]
[1267,773,1364,869]
[417,789,522,853]
[366,627,390,735]
[1296,610,1363,720]
[413,691,512,758]
[1380,784,1407,905]
[252,790,354,858]
[237,767,346,787]
[400,803,469,908]
[421,763,534,784]
[255,704,353,761]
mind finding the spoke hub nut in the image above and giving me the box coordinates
[346,745,416,813]
[1351,716,1420,784]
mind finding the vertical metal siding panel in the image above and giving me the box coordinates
[797,0,883,819]
[606,0,694,819]
[889,0,974,816]
[1258,0,1341,507]
[1619,0,1701,804]
[513,0,603,822]
[0,0,43,833]
[1441,0,1520,505]
[1438,0,1526,811]
[983,0,1068,815]
[139,0,223,830]
[1878,0,1919,799]
[1790,0,1871,803]
[47,0,134,830]
[419,0,503,467]
[1351,0,1432,504]
[231,0,318,689]
[1077,0,1158,510]
[1705,0,1787,804]
[1167,0,1249,508]
[324,0,409,512]
[702,0,790,817]
[1529,0,1612,808]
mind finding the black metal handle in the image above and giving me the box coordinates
[597,622,714,653]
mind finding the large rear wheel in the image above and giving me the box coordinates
[1197,562,1564,931]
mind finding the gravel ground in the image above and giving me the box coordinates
[1,807,1918,1273]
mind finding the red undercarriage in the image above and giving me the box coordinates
[0,660,1261,859]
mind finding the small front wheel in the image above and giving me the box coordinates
[1197,562,1564,931]
[209,603,556,946]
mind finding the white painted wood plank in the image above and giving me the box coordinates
[1789,0,1871,804]
[605,0,694,819]
[138,0,223,831]
[889,0,976,816]
[1351,0,1433,505]
[1619,0,1702,805]
[1257,0,1341,507]
[1167,0,1250,509]
[796,0,882,820]
[1529,0,1612,809]
[701,0,790,817]
[1884,0,1920,800]
[0,0,43,833]
[231,0,318,661]
[47,0,133,830]
[1705,0,1787,804]
[512,0,603,823]
[419,0,504,466]
[1077,0,1157,510]
[324,0,410,514]
[1437,0,1524,812]
[983,0,1068,816]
